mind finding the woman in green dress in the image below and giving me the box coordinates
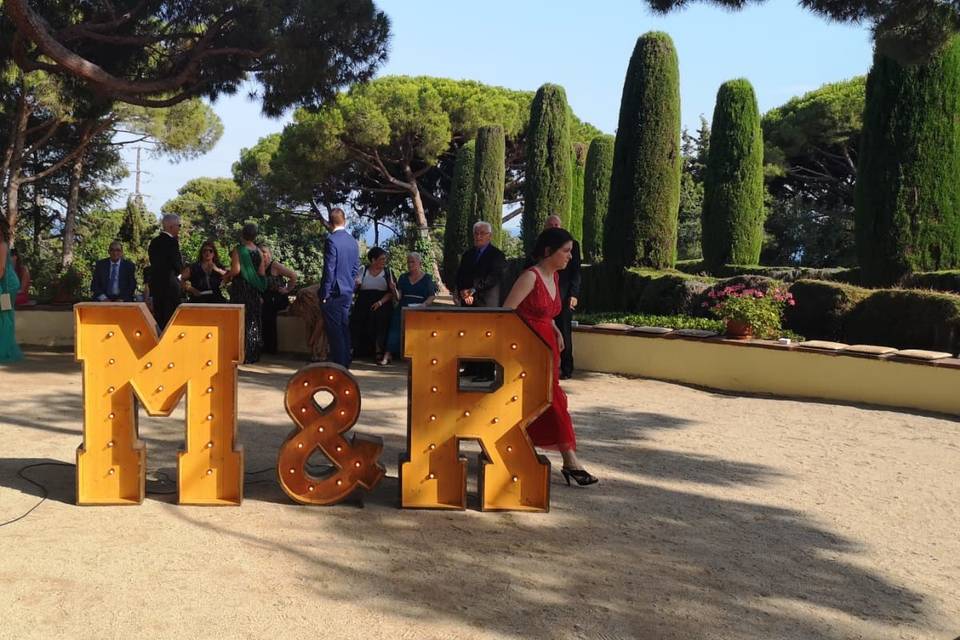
[226,223,267,364]
[381,252,437,365]
[0,219,24,363]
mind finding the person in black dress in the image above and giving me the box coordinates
[258,243,298,355]
[148,214,184,331]
[182,240,227,303]
[226,223,267,364]
[350,247,397,362]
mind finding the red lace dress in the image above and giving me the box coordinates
[515,268,576,451]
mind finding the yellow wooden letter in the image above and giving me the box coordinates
[75,303,244,505]
[400,309,553,511]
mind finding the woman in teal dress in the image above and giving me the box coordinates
[381,252,437,365]
[0,219,24,363]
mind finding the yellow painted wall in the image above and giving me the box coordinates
[573,330,960,416]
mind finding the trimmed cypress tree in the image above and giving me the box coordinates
[473,125,506,246]
[523,83,572,254]
[569,142,587,243]
[605,32,681,270]
[701,78,765,271]
[856,37,960,285]
[583,134,615,263]
[442,141,475,290]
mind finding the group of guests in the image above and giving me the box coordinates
[318,207,595,486]
[348,216,581,379]
[94,214,297,364]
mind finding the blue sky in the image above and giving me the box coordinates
[118,0,873,213]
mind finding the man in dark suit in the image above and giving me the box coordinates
[545,215,581,379]
[319,208,361,367]
[148,214,184,332]
[456,221,506,307]
[92,241,137,302]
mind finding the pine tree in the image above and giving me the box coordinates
[473,125,506,246]
[442,141,475,290]
[605,32,682,270]
[523,83,573,254]
[583,135,615,263]
[856,36,960,285]
[701,79,765,271]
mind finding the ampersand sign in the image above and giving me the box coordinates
[278,364,385,505]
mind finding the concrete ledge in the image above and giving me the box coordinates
[573,325,960,416]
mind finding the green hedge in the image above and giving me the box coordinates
[785,280,869,341]
[674,260,859,283]
[578,312,724,332]
[844,290,960,353]
[577,264,960,353]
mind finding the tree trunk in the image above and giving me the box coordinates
[62,152,85,267]
[2,89,31,242]
[373,220,380,247]
[405,166,445,292]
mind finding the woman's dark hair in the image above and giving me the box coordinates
[241,222,259,242]
[196,240,223,267]
[0,217,9,243]
[531,227,574,261]
[367,246,387,262]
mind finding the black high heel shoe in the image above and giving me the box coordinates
[561,467,598,486]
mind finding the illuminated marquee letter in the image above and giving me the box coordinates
[75,303,244,505]
[278,364,385,504]
[400,309,553,511]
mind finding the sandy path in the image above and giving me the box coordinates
[0,352,958,640]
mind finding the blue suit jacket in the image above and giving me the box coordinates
[91,258,137,301]
[319,228,360,302]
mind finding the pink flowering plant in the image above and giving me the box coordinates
[703,282,796,338]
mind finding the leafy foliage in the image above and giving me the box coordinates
[569,143,587,243]
[523,84,573,254]
[856,36,960,285]
[762,77,864,267]
[704,282,795,338]
[441,141,475,290]
[642,0,960,65]
[578,311,724,332]
[582,135,615,263]
[605,32,682,270]
[702,79,765,270]
[473,125,506,245]
[2,1,391,114]
[678,119,709,261]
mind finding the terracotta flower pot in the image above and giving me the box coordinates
[724,319,753,339]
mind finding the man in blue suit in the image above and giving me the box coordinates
[319,208,361,367]
[92,241,137,302]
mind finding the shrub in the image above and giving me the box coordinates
[704,282,794,338]
[605,32,681,270]
[582,135,615,263]
[578,312,725,332]
[569,143,587,243]
[845,289,960,353]
[856,35,960,285]
[473,126,505,246]
[442,141,475,290]
[702,79,765,270]
[523,84,572,254]
[784,279,868,340]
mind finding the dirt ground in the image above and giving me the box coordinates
[1,352,958,640]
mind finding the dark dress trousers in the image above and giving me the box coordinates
[91,258,137,301]
[455,244,506,307]
[148,232,183,332]
[554,240,582,378]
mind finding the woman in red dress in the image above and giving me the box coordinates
[503,227,598,486]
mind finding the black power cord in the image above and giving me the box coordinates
[0,463,280,528]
